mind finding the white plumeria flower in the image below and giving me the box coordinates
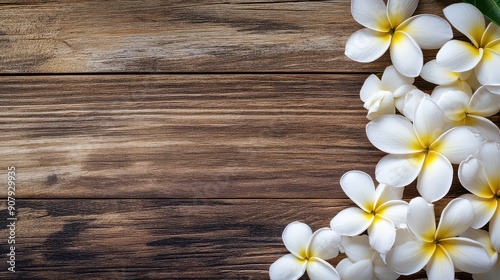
[345,0,452,77]
[269,222,342,280]
[461,228,500,280]
[459,142,500,252]
[386,197,492,279]
[436,3,500,85]
[432,86,500,141]
[421,59,480,93]
[360,65,416,120]
[330,171,408,254]
[337,235,400,280]
[366,97,482,202]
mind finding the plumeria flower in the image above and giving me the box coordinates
[269,222,342,280]
[459,141,500,252]
[336,235,400,280]
[432,86,500,141]
[461,228,499,280]
[421,59,480,93]
[366,97,482,202]
[360,65,416,120]
[436,3,500,85]
[330,170,408,254]
[385,197,492,279]
[345,0,452,77]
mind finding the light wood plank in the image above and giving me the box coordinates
[0,0,456,73]
[0,198,467,279]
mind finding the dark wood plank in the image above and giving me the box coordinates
[2,74,489,199]
[0,0,456,73]
[0,198,463,279]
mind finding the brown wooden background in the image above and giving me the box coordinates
[0,0,497,279]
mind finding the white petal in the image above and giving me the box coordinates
[374,184,404,207]
[476,141,500,189]
[386,0,418,27]
[473,257,500,280]
[398,15,453,49]
[489,204,500,252]
[417,151,453,203]
[436,90,469,121]
[461,228,497,259]
[460,194,497,229]
[440,237,493,273]
[306,257,341,280]
[385,238,435,275]
[476,48,500,89]
[340,170,376,212]
[375,153,425,188]
[484,84,500,96]
[487,38,500,52]
[465,115,500,142]
[401,89,429,121]
[421,59,459,85]
[345,29,391,63]
[373,254,400,280]
[426,245,454,280]
[469,85,500,116]
[307,228,342,260]
[459,155,493,198]
[341,235,372,262]
[351,0,391,32]
[394,85,419,113]
[335,258,353,279]
[466,71,481,92]
[431,83,473,101]
[381,65,414,92]
[443,3,485,47]
[269,254,307,280]
[368,216,397,254]
[365,91,396,120]
[337,259,373,280]
[282,221,312,258]
[393,227,418,246]
[366,114,422,154]
[360,74,383,102]
[377,200,409,228]
[436,198,474,239]
[413,97,449,147]
[330,207,374,236]
[407,197,436,242]
[390,30,423,77]
[436,40,483,72]
[431,126,482,164]
[482,22,500,46]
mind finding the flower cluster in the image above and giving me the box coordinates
[270,1,500,279]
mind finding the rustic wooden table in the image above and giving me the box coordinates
[0,0,496,279]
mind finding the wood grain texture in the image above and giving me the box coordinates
[0,0,496,279]
[2,74,492,199]
[1,74,377,199]
[0,199,468,279]
[0,0,456,73]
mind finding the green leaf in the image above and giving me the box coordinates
[463,0,500,27]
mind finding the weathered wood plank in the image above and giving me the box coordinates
[1,74,490,199]
[0,198,465,279]
[0,0,456,73]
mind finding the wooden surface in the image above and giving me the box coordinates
[0,0,495,279]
